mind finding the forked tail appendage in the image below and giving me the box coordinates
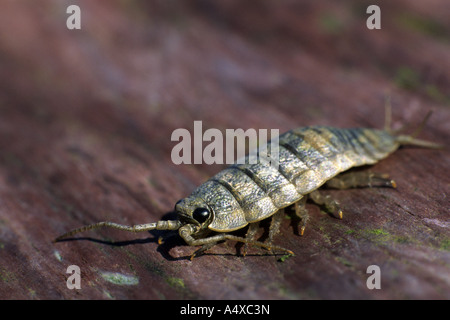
[383,101,443,149]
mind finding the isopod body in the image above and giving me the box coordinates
[56,113,440,259]
[180,126,397,232]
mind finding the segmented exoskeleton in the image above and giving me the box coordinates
[55,109,441,259]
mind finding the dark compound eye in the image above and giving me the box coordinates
[192,207,210,224]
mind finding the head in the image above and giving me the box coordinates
[174,196,214,232]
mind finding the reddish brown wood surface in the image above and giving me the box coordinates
[0,0,449,300]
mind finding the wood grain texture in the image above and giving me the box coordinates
[0,0,449,299]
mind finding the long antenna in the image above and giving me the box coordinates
[384,95,392,132]
[54,220,181,242]
[409,110,433,138]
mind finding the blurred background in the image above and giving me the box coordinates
[0,0,448,300]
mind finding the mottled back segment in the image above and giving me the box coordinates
[186,126,399,232]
